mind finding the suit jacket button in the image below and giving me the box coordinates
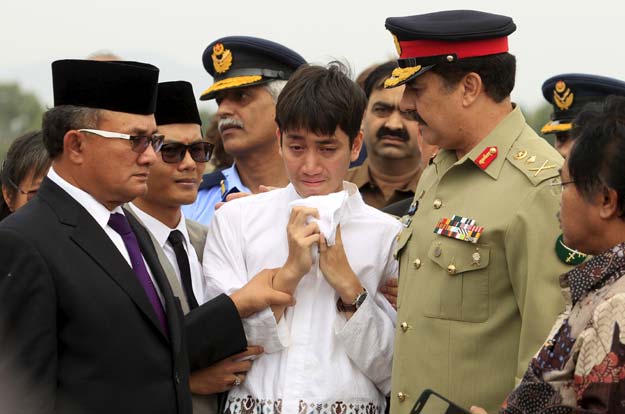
[413,258,421,269]
[433,199,443,209]
[400,322,409,332]
[447,264,457,274]
[397,392,408,402]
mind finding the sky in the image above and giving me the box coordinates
[2,0,624,114]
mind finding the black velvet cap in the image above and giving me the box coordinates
[155,81,202,126]
[384,10,516,88]
[200,36,306,101]
[541,73,625,134]
[52,59,159,115]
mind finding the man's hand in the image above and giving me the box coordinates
[380,277,398,309]
[215,186,279,210]
[189,346,263,394]
[319,226,363,306]
[230,268,294,318]
[277,206,320,291]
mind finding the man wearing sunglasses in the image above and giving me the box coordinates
[0,61,292,414]
[127,81,262,414]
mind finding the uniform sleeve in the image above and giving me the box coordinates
[202,203,289,353]
[504,184,569,384]
[334,230,399,395]
[0,228,57,413]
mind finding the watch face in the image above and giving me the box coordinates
[355,290,368,309]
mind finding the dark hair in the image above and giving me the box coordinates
[568,95,625,217]
[363,61,398,99]
[0,131,51,220]
[42,105,99,158]
[429,53,516,103]
[275,62,367,145]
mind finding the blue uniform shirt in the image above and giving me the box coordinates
[182,165,251,225]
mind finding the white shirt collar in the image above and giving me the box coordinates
[47,166,124,229]
[128,203,190,249]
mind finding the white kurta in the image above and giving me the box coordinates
[202,182,400,414]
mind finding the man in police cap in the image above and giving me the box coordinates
[541,73,625,158]
[182,36,306,225]
[384,10,571,413]
[0,60,292,414]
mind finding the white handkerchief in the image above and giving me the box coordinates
[288,190,348,246]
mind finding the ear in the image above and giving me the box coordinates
[1,184,15,212]
[276,127,283,157]
[461,72,483,107]
[599,187,620,219]
[350,130,364,162]
[63,130,86,165]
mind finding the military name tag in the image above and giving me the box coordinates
[434,215,483,243]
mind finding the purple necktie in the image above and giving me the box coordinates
[108,213,168,335]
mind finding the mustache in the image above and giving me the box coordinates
[218,118,244,134]
[377,126,409,141]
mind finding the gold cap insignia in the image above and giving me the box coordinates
[212,43,233,74]
[384,65,422,88]
[392,34,402,57]
[553,80,574,111]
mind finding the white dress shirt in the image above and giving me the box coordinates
[128,203,205,301]
[47,167,163,304]
[202,182,400,414]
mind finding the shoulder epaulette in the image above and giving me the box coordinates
[198,170,226,191]
[507,146,562,186]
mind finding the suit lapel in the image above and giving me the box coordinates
[185,219,208,264]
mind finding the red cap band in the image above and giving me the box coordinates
[399,37,508,60]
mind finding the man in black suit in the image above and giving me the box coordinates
[0,59,291,414]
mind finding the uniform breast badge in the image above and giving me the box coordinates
[434,215,483,243]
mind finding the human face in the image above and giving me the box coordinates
[78,110,158,209]
[554,131,573,158]
[400,71,463,149]
[363,85,421,160]
[215,85,277,157]
[141,123,205,208]
[2,168,47,212]
[558,161,602,254]
[281,127,362,198]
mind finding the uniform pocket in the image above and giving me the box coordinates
[423,238,491,323]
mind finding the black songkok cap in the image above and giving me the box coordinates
[200,36,306,101]
[541,73,625,135]
[384,10,516,88]
[155,81,202,126]
[52,59,159,115]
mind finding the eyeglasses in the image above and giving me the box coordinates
[8,178,39,201]
[78,129,165,153]
[159,141,215,164]
[549,178,575,196]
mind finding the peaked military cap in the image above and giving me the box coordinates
[384,10,516,88]
[200,36,307,101]
[52,59,159,114]
[541,73,625,134]
[155,81,202,126]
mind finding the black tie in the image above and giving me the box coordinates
[167,230,199,309]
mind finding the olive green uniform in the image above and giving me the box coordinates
[391,107,569,414]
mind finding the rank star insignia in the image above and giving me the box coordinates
[212,43,233,74]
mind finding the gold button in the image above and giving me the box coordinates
[433,199,442,209]
[397,392,407,402]
[400,322,409,332]
[413,258,421,269]
[447,264,457,274]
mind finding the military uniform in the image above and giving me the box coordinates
[345,159,421,210]
[383,10,574,414]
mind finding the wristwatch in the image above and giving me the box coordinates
[336,288,367,312]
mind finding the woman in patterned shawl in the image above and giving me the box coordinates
[472,96,625,413]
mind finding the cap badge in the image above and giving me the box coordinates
[553,80,574,111]
[212,43,233,74]
[384,65,422,88]
[392,34,402,56]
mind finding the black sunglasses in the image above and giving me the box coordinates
[160,141,214,164]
